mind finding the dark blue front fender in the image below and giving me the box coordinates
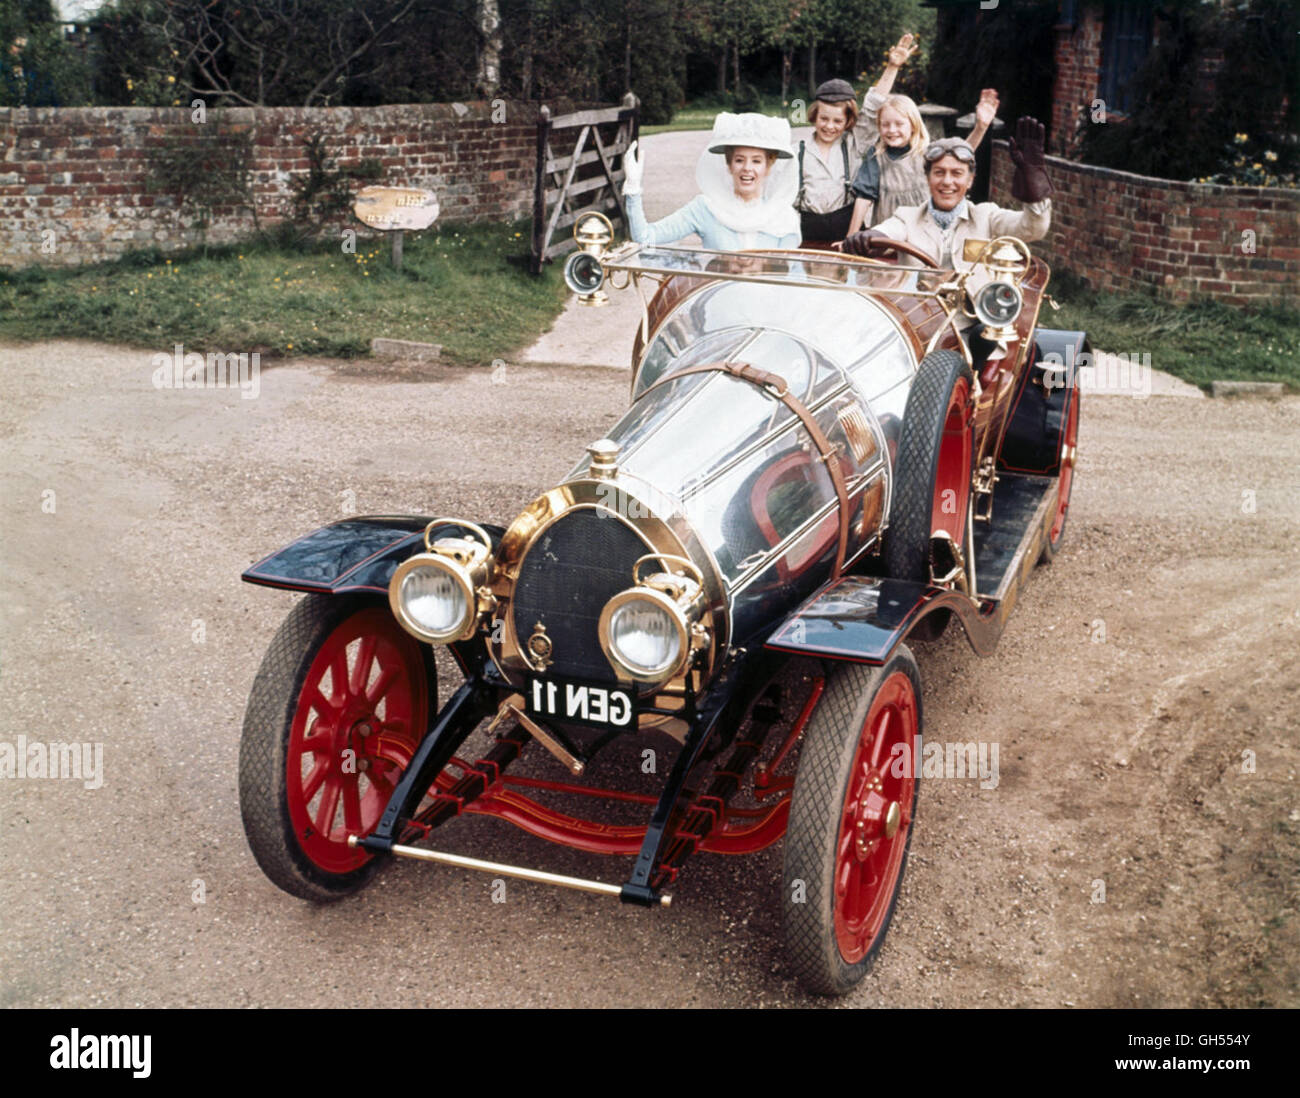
[242,515,502,595]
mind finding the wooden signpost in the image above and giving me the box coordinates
[352,185,441,271]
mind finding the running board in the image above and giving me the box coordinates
[766,475,1059,663]
[348,835,673,907]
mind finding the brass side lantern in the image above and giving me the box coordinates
[965,237,1032,342]
[563,212,615,306]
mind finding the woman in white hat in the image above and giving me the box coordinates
[621,112,801,250]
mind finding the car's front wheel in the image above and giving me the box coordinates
[239,594,434,901]
[781,649,922,996]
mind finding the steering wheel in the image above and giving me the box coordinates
[854,236,941,269]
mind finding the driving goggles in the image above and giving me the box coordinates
[923,139,976,164]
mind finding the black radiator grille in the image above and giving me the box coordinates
[512,509,648,681]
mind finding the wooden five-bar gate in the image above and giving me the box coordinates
[531,93,639,274]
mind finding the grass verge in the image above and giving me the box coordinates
[1050,270,1300,391]
[641,93,796,135]
[0,219,569,366]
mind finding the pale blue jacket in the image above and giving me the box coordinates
[626,193,801,250]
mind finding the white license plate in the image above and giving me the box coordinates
[526,676,637,731]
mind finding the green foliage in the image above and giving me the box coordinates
[1200,133,1297,189]
[0,0,91,105]
[731,80,761,111]
[0,219,570,364]
[1077,0,1298,183]
[86,0,177,106]
[288,134,383,233]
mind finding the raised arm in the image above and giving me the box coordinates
[625,193,707,246]
[966,89,999,152]
[621,139,707,245]
[860,33,919,139]
[871,34,917,100]
[989,117,1052,241]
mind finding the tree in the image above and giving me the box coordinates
[0,0,91,105]
[159,0,419,107]
[475,0,501,95]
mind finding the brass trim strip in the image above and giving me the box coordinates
[347,837,672,906]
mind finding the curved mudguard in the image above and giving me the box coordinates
[242,515,502,595]
[765,575,1006,665]
[998,328,1089,477]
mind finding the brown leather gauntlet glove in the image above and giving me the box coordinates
[839,230,891,256]
[1008,116,1052,203]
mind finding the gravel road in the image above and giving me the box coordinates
[1,329,1296,1008]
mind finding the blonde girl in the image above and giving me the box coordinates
[847,33,998,235]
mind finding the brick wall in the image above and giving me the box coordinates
[0,101,557,268]
[1050,3,1104,157]
[991,141,1300,307]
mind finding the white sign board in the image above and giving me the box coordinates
[352,186,441,232]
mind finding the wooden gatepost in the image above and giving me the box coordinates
[531,92,639,274]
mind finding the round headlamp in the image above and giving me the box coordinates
[564,250,605,295]
[974,280,1023,329]
[604,593,685,680]
[599,556,708,685]
[389,521,494,644]
[393,557,473,642]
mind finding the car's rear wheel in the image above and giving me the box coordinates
[781,649,921,996]
[1039,380,1080,564]
[884,350,974,639]
[239,594,434,901]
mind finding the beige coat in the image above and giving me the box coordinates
[874,198,1052,271]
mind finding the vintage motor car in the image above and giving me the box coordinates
[238,214,1087,996]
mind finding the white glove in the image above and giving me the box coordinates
[622,140,644,197]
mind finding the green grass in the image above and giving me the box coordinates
[1050,270,1300,391]
[0,220,569,366]
[641,93,797,135]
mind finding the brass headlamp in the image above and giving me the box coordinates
[962,236,1032,341]
[390,520,497,644]
[598,555,710,684]
[563,212,615,306]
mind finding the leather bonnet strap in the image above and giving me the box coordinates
[641,361,851,577]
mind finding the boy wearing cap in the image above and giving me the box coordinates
[793,79,863,244]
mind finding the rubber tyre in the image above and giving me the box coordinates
[884,350,974,640]
[1039,380,1080,564]
[239,594,435,902]
[782,649,922,996]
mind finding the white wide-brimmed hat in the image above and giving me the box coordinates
[706,112,794,159]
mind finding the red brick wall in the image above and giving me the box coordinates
[1050,3,1103,157]
[991,141,1300,307]
[0,102,555,268]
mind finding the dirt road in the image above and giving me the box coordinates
[1,333,1296,1008]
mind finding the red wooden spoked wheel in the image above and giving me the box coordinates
[931,374,974,551]
[240,595,434,901]
[1041,381,1080,562]
[832,669,919,963]
[782,648,923,996]
[287,606,428,872]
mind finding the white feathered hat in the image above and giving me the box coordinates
[706,112,795,159]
